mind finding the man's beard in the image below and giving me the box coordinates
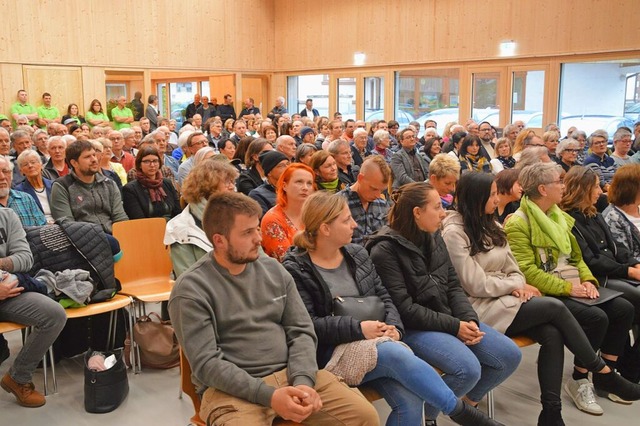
[226,243,260,265]
[0,188,9,198]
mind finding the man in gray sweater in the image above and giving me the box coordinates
[169,192,378,425]
[50,140,128,233]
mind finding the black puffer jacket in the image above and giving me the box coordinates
[365,226,478,336]
[282,243,403,367]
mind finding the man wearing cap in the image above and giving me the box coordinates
[249,151,289,217]
[10,90,38,128]
[36,93,61,129]
[111,96,134,131]
[299,99,319,119]
[299,127,315,145]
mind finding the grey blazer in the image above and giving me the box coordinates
[390,148,429,189]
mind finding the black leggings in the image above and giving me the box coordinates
[505,297,606,407]
[561,296,634,363]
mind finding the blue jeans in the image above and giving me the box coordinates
[360,341,458,426]
[0,292,66,384]
[404,323,522,419]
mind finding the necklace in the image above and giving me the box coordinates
[34,187,45,193]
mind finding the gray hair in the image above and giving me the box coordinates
[274,135,294,149]
[47,135,65,149]
[0,128,9,138]
[573,130,587,140]
[516,146,549,170]
[588,129,609,145]
[0,155,13,171]
[16,149,41,168]
[373,129,389,146]
[193,147,216,165]
[353,128,367,138]
[121,128,135,139]
[32,129,47,142]
[556,138,580,156]
[613,127,632,142]
[519,162,563,199]
[10,130,30,144]
[295,143,317,162]
[327,139,350,155]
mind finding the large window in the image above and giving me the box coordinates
[559,60,640,139]
[337,77,357,119]
[287,74,329,117]
[364,76,384,122]
[511,70,545,128]
[396,69,459,136]
[472,72,500,129]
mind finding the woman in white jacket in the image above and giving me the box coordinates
[441,172,640,425]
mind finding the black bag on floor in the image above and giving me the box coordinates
[84,348,129,413]
[618,336,640,384]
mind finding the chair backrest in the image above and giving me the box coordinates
[112,218,172,289]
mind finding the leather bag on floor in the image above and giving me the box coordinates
[84,349,129,413]
[125,312,180,369]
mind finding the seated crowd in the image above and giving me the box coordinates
[2,88,640,426]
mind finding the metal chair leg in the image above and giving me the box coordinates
[48,347,57,394]
[487,389,495,419]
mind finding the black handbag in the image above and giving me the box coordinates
[332,295,386,321]
[84,349,129,413]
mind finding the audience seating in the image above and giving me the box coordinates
[0,321,56,395]
[113,218,174,373]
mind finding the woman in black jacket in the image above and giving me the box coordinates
[366,182,522,422]
[237,138,273,195]
[283,192,499,426]
[122,146,181,221]
[561,167,640,381]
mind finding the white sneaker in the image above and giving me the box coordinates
[564,378,604,416]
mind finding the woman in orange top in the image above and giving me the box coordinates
[261,163,316,262]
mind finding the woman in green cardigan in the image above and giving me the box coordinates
[504,162,639,415]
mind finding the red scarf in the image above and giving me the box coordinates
[136,170,167,203]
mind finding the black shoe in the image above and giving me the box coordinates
[424,420,437,426]
[537,406,565,426]
[0,337,9,366]
[449,401,504,426]
[593,370,640,401]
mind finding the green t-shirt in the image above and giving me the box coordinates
[111,106,133,130]
[10,102,37,125]
[36,105,60,128]
[85,111,110,128]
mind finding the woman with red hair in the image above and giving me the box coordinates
[261,163,316,261]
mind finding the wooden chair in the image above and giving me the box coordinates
[486,335,537,419]
[0,321,56,395]
[113,218,174,372]
[64,294,134,352]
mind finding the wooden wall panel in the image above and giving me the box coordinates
[22,66,84,116]
[82,67,107,114]
[0,64,24,119]
[241,77,266,113]
[0,0,275,72]
[274,0,640,71]
[209,75,236,110]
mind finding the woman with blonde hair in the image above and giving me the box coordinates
[490,137,516,174]
[428,153,461,209]
[513,129,544,160]
[164,159,238,277]
[283,192,500,426]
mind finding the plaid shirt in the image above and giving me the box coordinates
[5,189,46,227]
[339,186,389,245]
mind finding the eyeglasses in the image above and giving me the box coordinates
[563,149,579,153]
[141,159,160,165]
[545,179,563,185]
[591,140,607,146]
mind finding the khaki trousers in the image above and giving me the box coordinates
[200,369,380,426]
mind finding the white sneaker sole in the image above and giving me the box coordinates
[563,383,604,416]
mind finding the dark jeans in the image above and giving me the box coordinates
[606,278,640,325]
[505,297,606,407]
[561,296,634,365]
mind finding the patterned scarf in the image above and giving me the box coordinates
[498,156,516,169]
[136,170,167,203]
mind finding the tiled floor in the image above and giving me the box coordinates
[1,324,639,425]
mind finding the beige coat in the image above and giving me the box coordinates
[441,211,525,333]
